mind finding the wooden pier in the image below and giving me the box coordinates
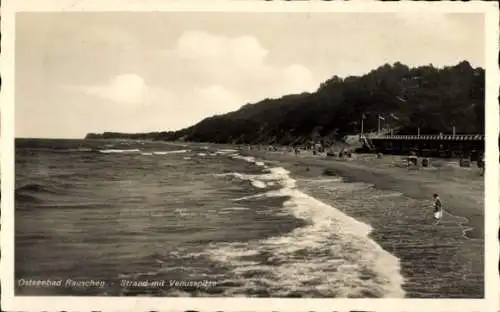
[361,134,484,159]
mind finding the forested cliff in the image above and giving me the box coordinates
[86,61,484,145]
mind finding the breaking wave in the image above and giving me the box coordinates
[208,152,406,297]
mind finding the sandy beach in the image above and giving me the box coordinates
[241,148,484,298]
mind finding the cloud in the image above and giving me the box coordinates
[393,12,467,43]
[176,31,268,68]
[280,64,316,94]
[83,74,149,105]
[67,31,320,132]
[193,85,242,114]
[81,31,316,118]
[172,30,314,97]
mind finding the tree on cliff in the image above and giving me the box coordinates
[86,61,484,144]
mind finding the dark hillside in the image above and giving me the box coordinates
[86,61,484,145]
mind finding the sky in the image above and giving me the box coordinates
[15,12,485,138]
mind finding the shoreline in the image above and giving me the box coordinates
[242,149,484,238]
[241,149,484,298]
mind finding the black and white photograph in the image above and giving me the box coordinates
[1,1,498,311]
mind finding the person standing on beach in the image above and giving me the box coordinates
[433,193,443,225]
[478,153,485,176]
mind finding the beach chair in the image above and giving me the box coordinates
[421,158,431,167]
[408,155,418,166]
[459,158,471,167]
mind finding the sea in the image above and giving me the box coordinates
[14,139,481,298]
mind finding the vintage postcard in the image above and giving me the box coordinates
[1,0,499,311]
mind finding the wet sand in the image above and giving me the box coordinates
[243,150,484,238]
[241,148,484,298]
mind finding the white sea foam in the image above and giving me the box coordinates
[207,153,406,298]
[216,170,277,190]
[67,148,93,152]
[216,172,245,179]
[99,149,140,154]
[118,271,158,279]
[220,207,250,211]
[232,193,268,202]
[303,177,343,183]
[250,180,266,189]
[231,155,256,163]
[216,149,239,154]
[373,191,404,198]
[153,149,189,155]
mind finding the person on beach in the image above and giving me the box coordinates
[478,153,485,176]
[433,193,443,225]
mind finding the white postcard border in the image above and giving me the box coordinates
[1,1,498,311]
